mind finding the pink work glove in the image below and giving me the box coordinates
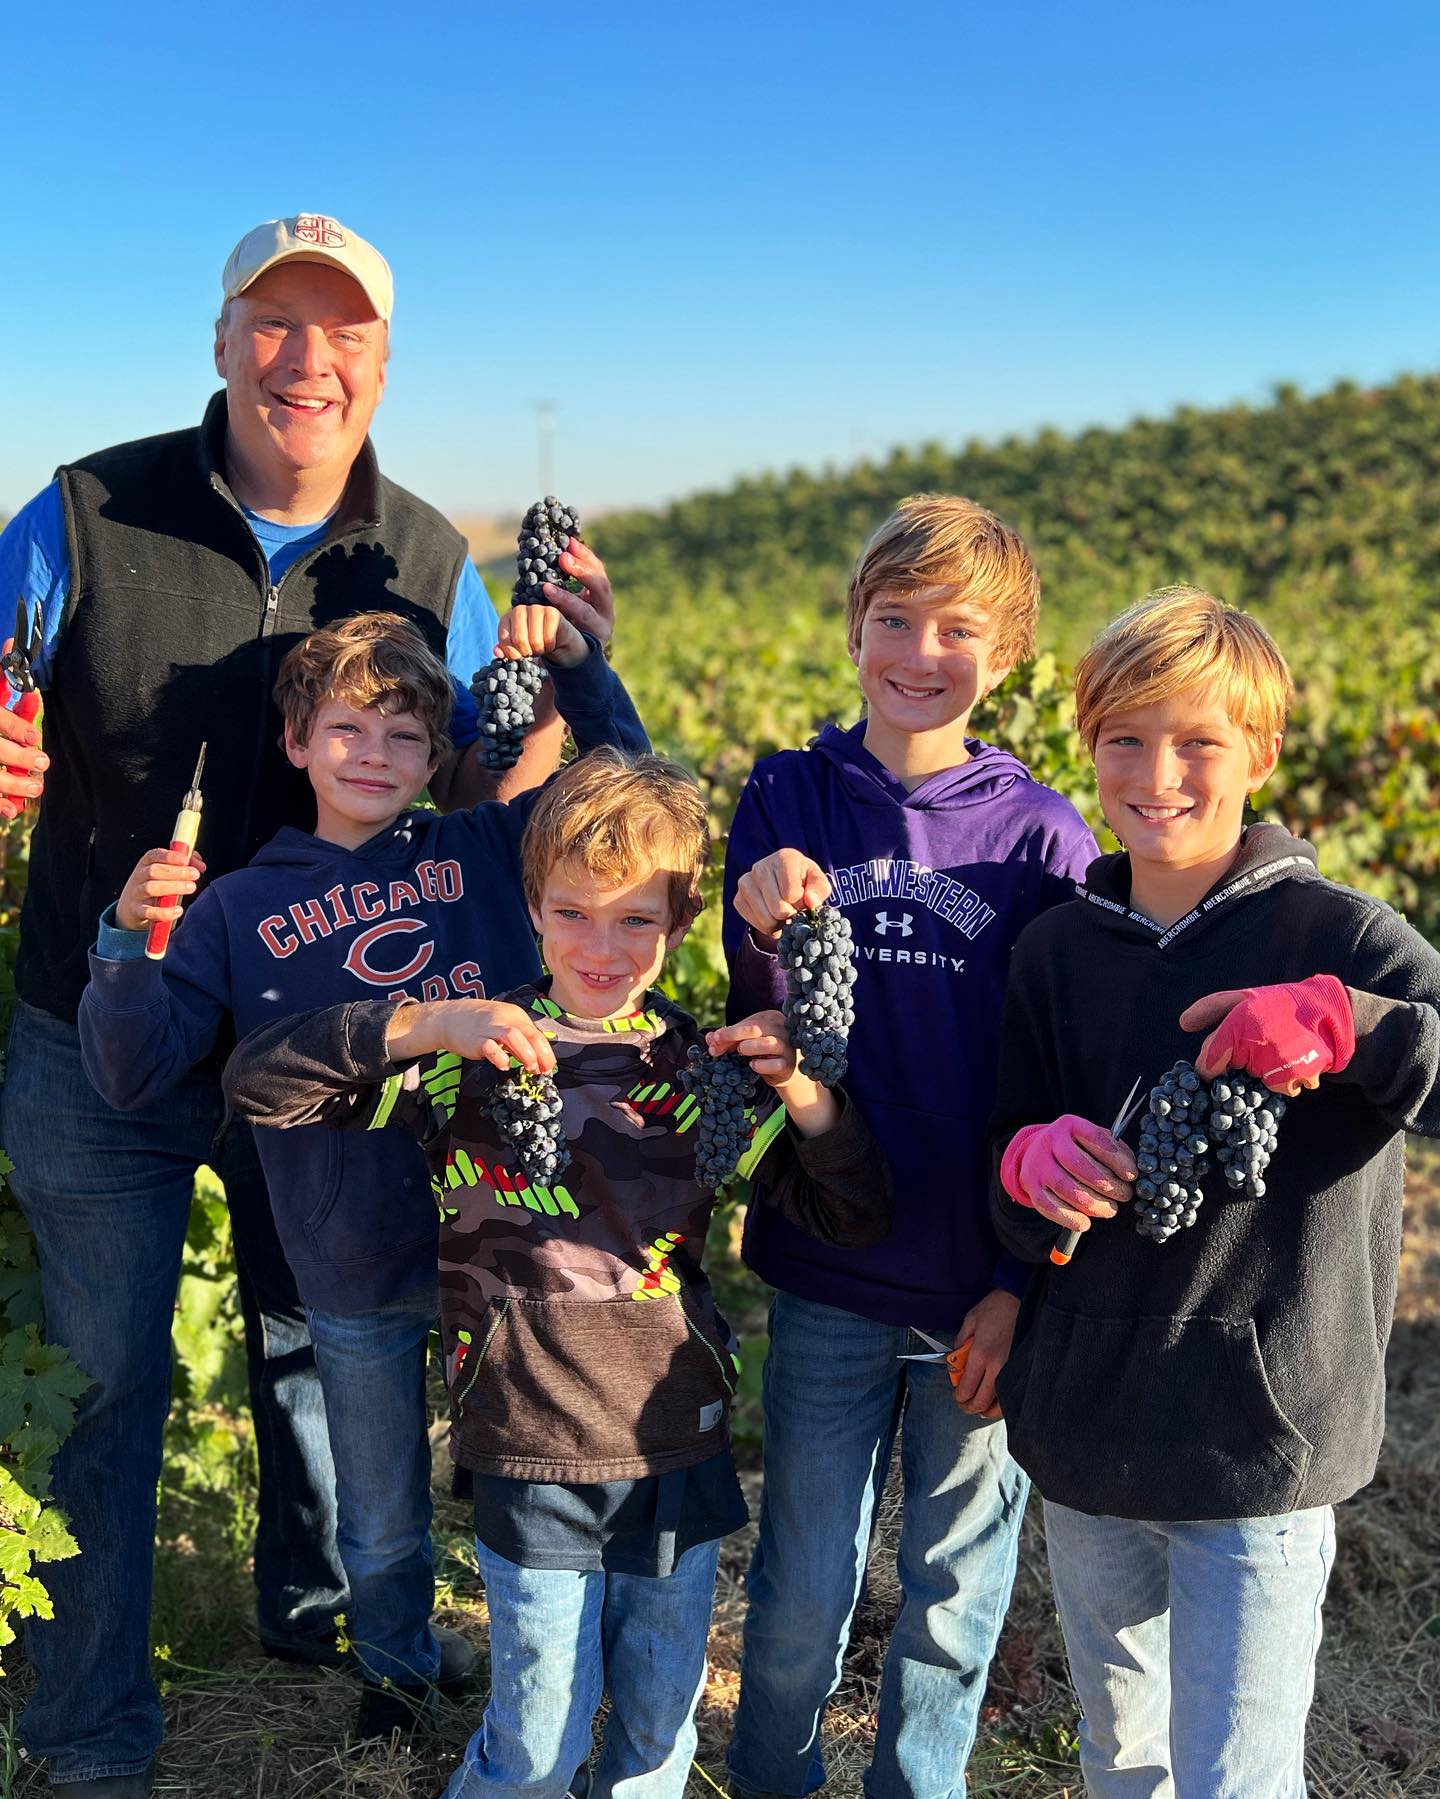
[999,1116,1134,1230]
[1180,974,1355,1095]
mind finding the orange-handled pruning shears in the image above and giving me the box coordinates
[1049,1072,1146,1268]
[1,598,45,803]
[898,1326,1002,1419]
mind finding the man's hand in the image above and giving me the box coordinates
[999,1116,1136,1234]
[385,999,557,1073]
[543,540,614,647]
[706,1009,838,1136]
[0,681,48,821]
[497,603,588,669]
[950,1289,1019,1418]
[734,850,832,947]
[1180,976,1355,1097]
[116,848,206,933]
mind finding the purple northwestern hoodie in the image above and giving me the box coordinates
[723,720,1097,1329]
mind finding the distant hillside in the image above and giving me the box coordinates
[582,374,1440,653]
[555,374,1438,949]
[449,513,520,565]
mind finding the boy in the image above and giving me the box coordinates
[78,604,646,1739]
[990,585,1440,1794]
[221,747,893,1799]
[721,495,1097,1797]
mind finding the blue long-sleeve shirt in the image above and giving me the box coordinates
[78,645,648,1314]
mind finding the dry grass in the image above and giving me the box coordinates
[3,1145,1437,1798]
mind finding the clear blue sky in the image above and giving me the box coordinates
[4,0,1439,518]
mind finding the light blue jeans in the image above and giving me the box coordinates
[1,1000,346,1785]
[306,1289,439,1689]
[443,1535,723,1799]
[1043,1500,1336,1798]
[727,1293,1029,1799]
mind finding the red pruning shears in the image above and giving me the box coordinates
[1049,1073,1145,1268]
[145,743,207,961]
[2,599,44,803]
[897,1327,1002,1419]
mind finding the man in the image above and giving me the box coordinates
[0,214,613,1797]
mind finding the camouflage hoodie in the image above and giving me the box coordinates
[224,984,892,1482]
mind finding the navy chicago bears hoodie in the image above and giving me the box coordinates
[79,647,647,1312]
[723,719,1097,1330]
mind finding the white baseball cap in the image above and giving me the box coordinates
[221,214,394,322]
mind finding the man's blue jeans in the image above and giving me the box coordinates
[727,1293,1029,1799]
[1,1000,347,1785]
[1043,1500,1335,1798]
[443,1536,723,1799]
[306,1291,440,1689]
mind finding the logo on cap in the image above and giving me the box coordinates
[295,215,346,248]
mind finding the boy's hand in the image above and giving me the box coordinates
[705,1009,838,1136]
[115,847,206,933]
[950,1289,1018,1418]
[543,539,615,647]
[0,685,47,820]
[734,850,832,946]
[1180,976,1355,1096]
[386,999,557,1074]
[999,1116,1136,1233]
[497,604,588,669]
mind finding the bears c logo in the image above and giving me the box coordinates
[343,918,435,986]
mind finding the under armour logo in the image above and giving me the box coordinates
[873,912,913,938]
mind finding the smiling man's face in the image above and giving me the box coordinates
[215,261,387,499]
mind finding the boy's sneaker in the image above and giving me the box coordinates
[434,1623,478,1696]
[353,1680,435,1744]
[352,1627,479,1742]
[262,1622,475,1692]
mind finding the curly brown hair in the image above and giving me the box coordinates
[273,612,453,763]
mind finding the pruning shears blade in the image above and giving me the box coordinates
[1111,1074,1145,1139]
[897,1325,952,1362]
[1050,1073,1145,1271]
[8,598,42,673]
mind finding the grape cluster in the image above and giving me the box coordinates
[1133,1059,1288,1244]
[486,1068,571,1190]
[1134,1062,1212,1244]
[1210,1074,1285,1198]
[777,906,856,1086]
[681,1046,757,1191]
[511,496,581,606]
[471,496,584,772]
[472,656,548,772]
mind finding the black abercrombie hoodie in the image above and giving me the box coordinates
[990,824,1440,1522]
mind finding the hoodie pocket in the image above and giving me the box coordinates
[1004,1308,1312,1520]
[302,1129,435,1264]
[448,1291,735,1476]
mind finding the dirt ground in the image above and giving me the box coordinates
[3,1147,1438,1798]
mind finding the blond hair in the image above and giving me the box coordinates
[522,748,709,929]
[845,494,1040,666]
[274,612,452,762]
[1074,586,1293,769]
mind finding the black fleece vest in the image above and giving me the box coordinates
[19,391,468,1021]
